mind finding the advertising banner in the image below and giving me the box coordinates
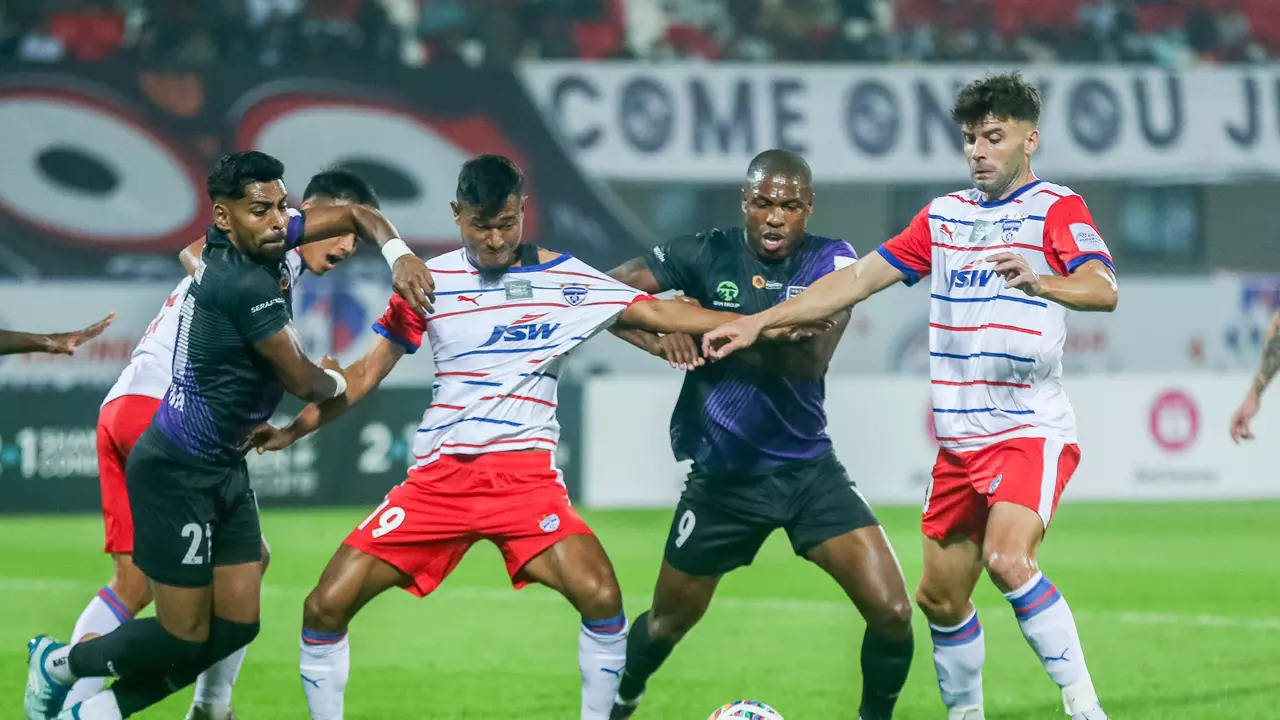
[522,63,1280,183]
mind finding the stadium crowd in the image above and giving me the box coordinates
[0,0,1275,68]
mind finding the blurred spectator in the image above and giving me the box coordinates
[0,0,1275,66]
[50,0,125,61]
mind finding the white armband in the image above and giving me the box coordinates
[381,238,415,269]
[323,368,348,398]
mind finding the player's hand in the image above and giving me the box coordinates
[319,354,342,372]
[41,313,115,355]
[240,422,297,454]
[657,332,703,370]
[987,252,1043,296]
[392,255,434,316]
[1229,389,1261,443]
[703,315,765,360]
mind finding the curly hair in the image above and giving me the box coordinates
[952,73,1042,126]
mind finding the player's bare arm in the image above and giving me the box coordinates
[616,298,739,336]
[253,323,347,403]
[704,251,904,360]
[988,254,1118,312]
[604,256,706,369]
[179,237,205,274]
[303,203,435,315]
[0,314,115,355]
[244,336,406,453]
[1229,308,1280,443]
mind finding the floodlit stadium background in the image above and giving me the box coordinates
[2,1,1278,718]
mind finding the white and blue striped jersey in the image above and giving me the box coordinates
[374,248,651,469]
[876,180,1115,451]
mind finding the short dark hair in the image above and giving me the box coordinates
[456,154,523,218]
[206,151,285,201]
[746,148,812,187]
[952,73,1042,127]
[303,168,380,209]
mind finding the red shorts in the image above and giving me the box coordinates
[922,436,1080,543]
[343,451,593,597]
[96,395,162,554]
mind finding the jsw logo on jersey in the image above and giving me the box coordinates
[480,322,560,347]
[949,267,998,289]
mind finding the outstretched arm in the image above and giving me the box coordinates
[606,256,672,354]
[244,336,405,452]
[0,314,115,356]
[703,251,904,359]
[302,204,435,315]
[617,298,741,336]
[1230,309,1280,443]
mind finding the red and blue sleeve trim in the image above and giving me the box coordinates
[371,322,419,354]
[1065,253,1114,274]
[876,246,922,286]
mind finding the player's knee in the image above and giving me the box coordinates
[260,544,271,575]
[576,575,623,619]
[982,548,1035,591]
[110,559,153,613]
[868,596,913,640]
[915,584,964,626]
[302,585,351,632]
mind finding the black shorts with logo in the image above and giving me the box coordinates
[663,452,879,576]
[126,426,263,587]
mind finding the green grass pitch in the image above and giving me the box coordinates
[3,502,1278,718]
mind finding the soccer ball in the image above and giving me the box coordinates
[706,700,785,720]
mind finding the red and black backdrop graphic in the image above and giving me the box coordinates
[0,63,651,278]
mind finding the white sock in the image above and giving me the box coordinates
[579,614,628,720]
[299,628,349,720]
[1004,573,1094,692]
[65,588,132,706]
[73,689,123,720]
[193,644,247,709]
[928,609,985,711]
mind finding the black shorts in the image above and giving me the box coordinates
[126,427,263,587]
[663,452,879,576]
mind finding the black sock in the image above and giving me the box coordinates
[616,610,676,703]
[68,618,203,679]
[112,617,260,717]
[859,627,914,720]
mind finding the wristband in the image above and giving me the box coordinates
[381,238,415,269]
[323,368,347,398]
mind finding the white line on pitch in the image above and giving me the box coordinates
[5,577,1279,632]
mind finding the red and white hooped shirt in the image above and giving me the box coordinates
[876,180,1115,451]
[374,249,652,469]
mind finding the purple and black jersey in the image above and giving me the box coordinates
[645,227,856,476]
[154,212,305,464]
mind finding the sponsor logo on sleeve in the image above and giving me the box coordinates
[1069,223,1109,253]
[251,297,285,313]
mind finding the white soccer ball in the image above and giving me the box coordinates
[706,700,785,720]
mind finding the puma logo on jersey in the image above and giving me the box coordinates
[480,322,560,347]
[940,224,955,241]
[457,294,481,306]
